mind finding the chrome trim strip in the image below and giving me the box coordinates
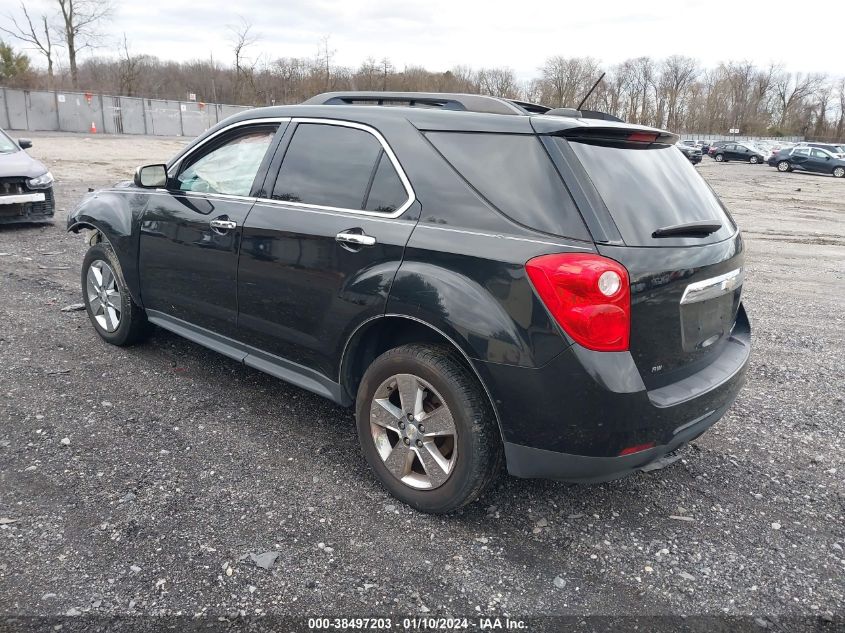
[0,192,46,205]
[680,268,744,305]
[416,223,595,250]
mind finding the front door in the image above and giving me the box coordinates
[807,148,832,173]
[236,119,419,381]
[139,121,283,338]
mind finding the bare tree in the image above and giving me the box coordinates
[117,33,143,96]
[1,3,58,87]
[774,71,824,130]
[54,0,113,89]
[379,57,394,91]
[477,67,521,99]
[229,17,259,102]
[538,56,601,108]
[316,35,335,91]
[659,55,698,130]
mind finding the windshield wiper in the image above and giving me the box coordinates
[652,220,722,238]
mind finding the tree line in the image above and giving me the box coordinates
[1,4,842,141]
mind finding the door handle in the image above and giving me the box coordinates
[210,218,237,231]
[336,231,376,247]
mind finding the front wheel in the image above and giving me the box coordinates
[714,154,724,162]
[81,243,152,346]
[750,155,760,164]
[777,160,791,172]
[833,166,845,178]
[356,344,502,513]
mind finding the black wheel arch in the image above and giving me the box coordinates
[340,314,506,442]
[67,189,148,307]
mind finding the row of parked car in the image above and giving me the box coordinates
[678,138,845,178]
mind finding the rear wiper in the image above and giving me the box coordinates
[652,220,722,238]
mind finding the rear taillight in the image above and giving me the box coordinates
[525,253,631,352]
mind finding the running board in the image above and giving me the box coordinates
[146,310,350,405]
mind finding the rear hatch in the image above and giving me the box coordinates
[546,127,745,388]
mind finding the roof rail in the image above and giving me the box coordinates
[304,91,526,116]
[303,91,625,123]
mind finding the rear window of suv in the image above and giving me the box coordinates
[425,132,590,241]
[561,139,735,247]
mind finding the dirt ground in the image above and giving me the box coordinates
[0,132,843,629]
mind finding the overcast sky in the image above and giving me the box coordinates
[29,0,845,78]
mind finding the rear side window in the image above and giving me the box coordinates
[563,139,735,247]
[272,123,408,213]
[365,152,407,213]
[426,132,589,240]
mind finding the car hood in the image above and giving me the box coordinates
[0,150,48,179]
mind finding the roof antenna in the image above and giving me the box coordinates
[576,72,606,111]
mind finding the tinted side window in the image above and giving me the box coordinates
[273,123,381,209]
[178,126,277,196]
[426,132,589,240]
[364,151,407,213]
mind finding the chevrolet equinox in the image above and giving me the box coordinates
[68,92,751,513]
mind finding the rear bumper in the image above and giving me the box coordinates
[479,305,751,482]
[504,400,730,482]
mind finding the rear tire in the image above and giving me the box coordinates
[81,243,152,346]
[833,166,845,178]
[714,154,724,162]
[777,160,791,172]
[356,344,502,513]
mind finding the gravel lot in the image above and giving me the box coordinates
[0,133,843,629]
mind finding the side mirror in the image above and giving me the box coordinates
[18,138,32,150]
[134,164,168,188]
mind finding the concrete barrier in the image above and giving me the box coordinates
[1,87,253,137]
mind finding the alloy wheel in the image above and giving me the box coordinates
[86,260,122,332]
[715,154,723,162]
[777,161,790,172]
[369,373,458,490]
[833,167,845,178]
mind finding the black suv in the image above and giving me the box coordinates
[68,92,751,513]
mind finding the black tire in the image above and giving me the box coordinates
[833,166,845,178]
[714,153,724,162]
[356,344,502,513]
[777,160,791,172]
[81,242,152,346]
[749,155,760,164]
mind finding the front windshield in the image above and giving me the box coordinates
[0,130,19,154]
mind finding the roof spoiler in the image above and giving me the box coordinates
[556,126,678,146]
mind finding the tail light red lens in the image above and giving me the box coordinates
[525,253,631,352]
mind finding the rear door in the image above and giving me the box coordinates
[547,132,744,388]
[139,121,284,337]
[790,147,811,170]
[236,119,419,380]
